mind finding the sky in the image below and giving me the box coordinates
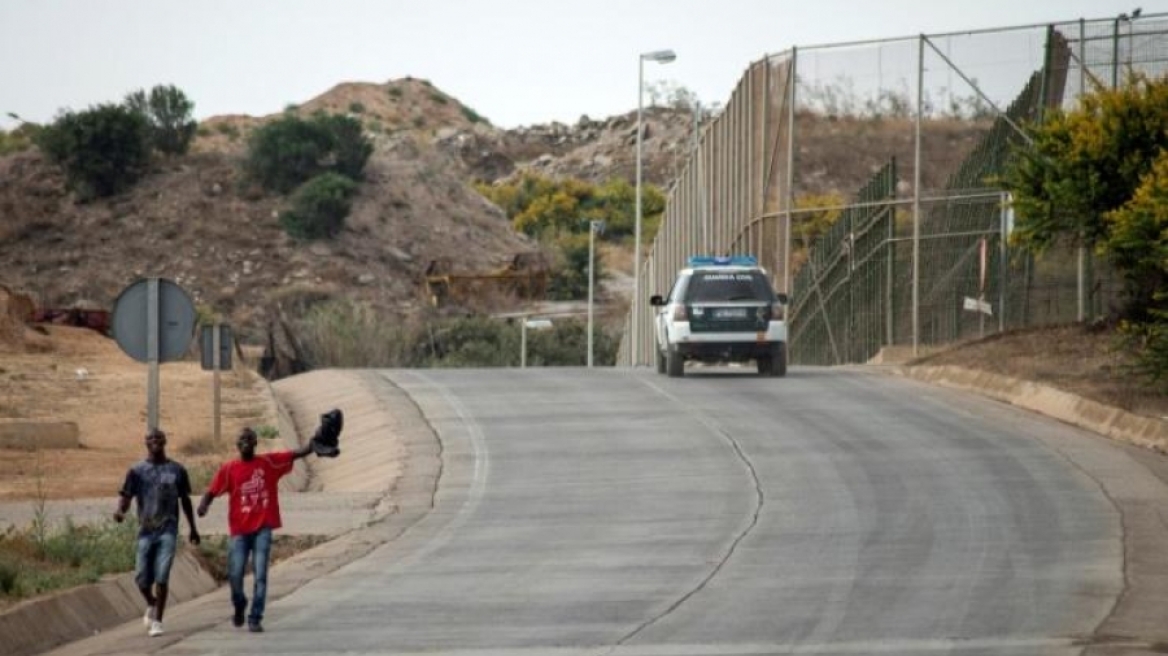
[0,1,1160,131]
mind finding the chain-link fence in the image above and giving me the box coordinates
[619,12,1168,367]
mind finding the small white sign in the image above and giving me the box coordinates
[963,297,993,316]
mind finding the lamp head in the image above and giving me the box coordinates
[641,49,677,64]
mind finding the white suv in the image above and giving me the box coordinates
[649,256,788,378]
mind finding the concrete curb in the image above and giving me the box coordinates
[891,364,1168,452]
[0,550,215,656]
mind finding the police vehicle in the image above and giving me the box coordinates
[649,255,788,377]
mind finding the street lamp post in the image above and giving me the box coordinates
[633,48,676,367]
[588,219,605,368]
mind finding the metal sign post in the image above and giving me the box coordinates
[213,324,220,443]
[147,278,160,430]
[201,323,233,442]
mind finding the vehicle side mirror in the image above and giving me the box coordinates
[649,295,666,307]
[775,293,789,305]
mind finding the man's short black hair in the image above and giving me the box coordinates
[238,427,257,441]
[146,428,166,441]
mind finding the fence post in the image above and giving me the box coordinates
[912,34,923,356]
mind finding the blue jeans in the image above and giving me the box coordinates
[135,531,177,590]
[228,527,272,624]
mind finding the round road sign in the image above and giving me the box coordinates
[112,278,196,362]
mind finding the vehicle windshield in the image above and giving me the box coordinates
[686,271,774,303]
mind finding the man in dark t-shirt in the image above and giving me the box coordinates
[114,428,201,637]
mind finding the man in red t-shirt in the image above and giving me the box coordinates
[197,427,316,633]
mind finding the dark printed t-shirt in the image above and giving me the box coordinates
[120,459,192,536]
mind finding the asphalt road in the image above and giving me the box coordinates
[146,365,1168,656]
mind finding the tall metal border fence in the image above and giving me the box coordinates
[618,12,1168,367]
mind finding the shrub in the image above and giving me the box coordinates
[0,559,17,594]
[312,113,373,181]
[244,114,372,193]
[477,173,665,242]
[36,104,151,200]
[215,123,240,140]
[279,173,357,240]
[1117,310,1168,391]
[0,123,40,155]
[547,232,605,301]
[123,84,197,156]
[289,305,622,369]
[460,105,489,125]
[298,298,413,367]
[348,101,365,114]
[522,318,619,366]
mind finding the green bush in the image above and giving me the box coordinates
[1117,310,1168,391]
[36,104,151,200]
[215,123,240,139]
[279,173,357,240]
[293,308,622,369]
[524,318,618,366]
[0,517,137,600]
[460,105,489,125]
[0,123,40,155]
[244,113,372,194]
[312,113,374,181]
[547,232,605,301]
[476,173,664,241]
[124,84,197,156]
[0,558,18,594]
[298,298,413,367]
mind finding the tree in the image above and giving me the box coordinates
[1105,150,1168,317]
[1001,73,1168,318]
[124,85,197,156]
[36,104,150,200]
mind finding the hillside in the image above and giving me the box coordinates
[0,77,990,354]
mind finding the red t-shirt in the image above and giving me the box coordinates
[206,451,296,536]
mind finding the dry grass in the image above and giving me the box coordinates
[912,323,1168,418]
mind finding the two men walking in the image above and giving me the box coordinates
[115,410,341,636]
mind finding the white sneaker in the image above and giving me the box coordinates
[148,620,164,637]
[144,606,155,627]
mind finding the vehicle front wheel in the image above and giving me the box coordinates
[666,346,684,377]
